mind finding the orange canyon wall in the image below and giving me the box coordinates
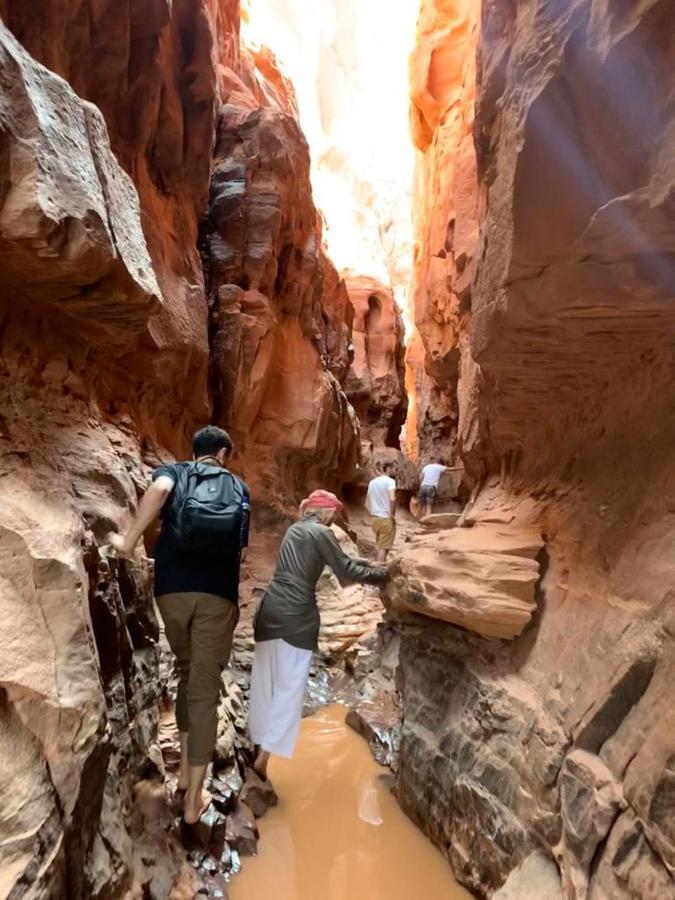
[402,1,675,897]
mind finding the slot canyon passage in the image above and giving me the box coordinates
[1,0,674,898]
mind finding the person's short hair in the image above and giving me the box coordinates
[383,461,396,474]
[192,425,233,458]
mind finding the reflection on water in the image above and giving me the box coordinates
[230,705,472,900]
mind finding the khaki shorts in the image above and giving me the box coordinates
[371,516,396,550]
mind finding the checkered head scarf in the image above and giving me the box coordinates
[299,489,344,515]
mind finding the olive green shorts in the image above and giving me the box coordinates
[156,592,237,765]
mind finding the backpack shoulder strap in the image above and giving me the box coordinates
[221,468,247,500]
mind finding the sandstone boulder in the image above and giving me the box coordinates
[385,525,543,639]
[418,512,462,529]
[316,526,384,658]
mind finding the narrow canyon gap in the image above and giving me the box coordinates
[0,3,673,900]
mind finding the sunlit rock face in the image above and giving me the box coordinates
[203,49,360,509]
[241,0,417,313]
[406,0,481,464]
[343,274,408,450]
[402,2,675,898]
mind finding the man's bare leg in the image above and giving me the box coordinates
[184,763,209,824]
[178,732,189,791]
[253,749,270,781]
[376,548,387,564]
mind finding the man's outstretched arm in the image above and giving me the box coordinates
[108,475,175,557]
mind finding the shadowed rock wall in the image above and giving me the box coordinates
[402,1,675,897]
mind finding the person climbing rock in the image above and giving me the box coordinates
[248,489,391,781]
[108,425,250,826]
[417,458,462,518]
[365,462,397,563]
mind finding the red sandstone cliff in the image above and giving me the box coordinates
[343,272,407,450]
[401,2,675,898]
[0,3,361,895]
[203,50,360,508]
[407,0,481,465]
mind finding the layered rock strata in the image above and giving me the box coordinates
[385,524,543,640]
[402,1,675,898]
[203,51,360,508]
[343,273,407,449]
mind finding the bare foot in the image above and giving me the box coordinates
[252,749,270,782]
[183,789,212,825]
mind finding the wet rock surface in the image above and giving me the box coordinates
[344,625,403,772]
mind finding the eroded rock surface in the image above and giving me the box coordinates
[203,52,361,508]
[343,273,407,449]
[402,1,675,898]
[406,0,480,464]
[385,524,543,640]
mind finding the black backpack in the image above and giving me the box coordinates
[171,462,250,555]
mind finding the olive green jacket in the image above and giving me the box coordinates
[254,515,388,650]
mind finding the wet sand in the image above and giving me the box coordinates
[230,705,472,900]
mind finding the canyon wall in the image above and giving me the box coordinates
[343,273,407,450]
[241,0,417,312]
[202,48,360,508]
[407,0,481,464]
[402,1,675,898]
[0,1,363,894]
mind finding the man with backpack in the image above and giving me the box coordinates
[108,425,250,826]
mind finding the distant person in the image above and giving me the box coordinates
[418,458,462,518]
[365,462,397,563]
[249,490,391,782]
[109,425,250,826]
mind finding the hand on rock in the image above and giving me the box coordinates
[386,556,402,576]
[106,532,135,559]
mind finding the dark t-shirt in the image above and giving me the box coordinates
[152,461,249,604]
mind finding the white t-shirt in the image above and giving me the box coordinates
[421,463,446,488]
[367,474,396,518]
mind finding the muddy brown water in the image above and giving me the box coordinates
[230,705,472,900]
